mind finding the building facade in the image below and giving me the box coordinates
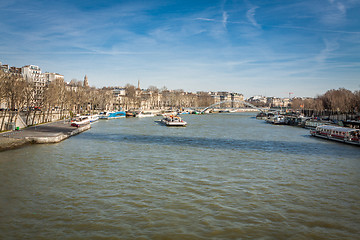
[44,72,64,84]
[22,65,46,103]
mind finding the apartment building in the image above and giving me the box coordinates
[268,97,291,108]
[44,72,64,84]
[22,65,46,103]
[210,91,244,108]
[0,63,9,73]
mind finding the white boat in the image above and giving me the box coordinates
[265,114,286,125]
[162,111,178,116]
[99,111,126,119]
[71,116,90,127]
[89,115,99,123]
[304,119,330,129]
[136,112,155,118]
[161,115,187,127]
[310,125,360,146]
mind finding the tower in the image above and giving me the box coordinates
[84,75,89,87]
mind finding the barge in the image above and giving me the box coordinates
[310,125,360,146]
[99,111,126,119]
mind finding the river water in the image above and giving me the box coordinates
[0,113,359,239]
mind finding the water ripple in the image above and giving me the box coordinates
[0,114,359,239]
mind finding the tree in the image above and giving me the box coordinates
[124,84,139,110]
[321,88,355,113]
[0,72,36,128]
[354,90,360,112]
[197,92,213,107]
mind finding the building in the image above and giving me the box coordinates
[210,91,244,108]
[44,72,64,84]
[84,75,89,87]
[112,87,126,109]
[267,97,291,108]
[22,65,46,103]
[0,63,9,73]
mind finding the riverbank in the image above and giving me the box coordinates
[0,120,90,152]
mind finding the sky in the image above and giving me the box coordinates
[0,0,359,98]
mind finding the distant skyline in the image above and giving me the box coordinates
[1,0,359,98]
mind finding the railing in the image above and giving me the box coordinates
[201,100,264,113]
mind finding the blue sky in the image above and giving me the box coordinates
[1,0,359,98]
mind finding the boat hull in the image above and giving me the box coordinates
[99,111,126,119]
[164,121,187,127]
[160,116,187,127]
[310,126,360,146]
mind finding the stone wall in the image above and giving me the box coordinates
[0,110,70,131]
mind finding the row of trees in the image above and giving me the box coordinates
[0,71,215,119]
[291,88,360,113]
[1,70,359,120]
[0,72,110,122]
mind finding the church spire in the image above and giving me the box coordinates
[84,75,89,87]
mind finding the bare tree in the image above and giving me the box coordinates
[354,90,360,112]
[124,84,139,110]
[0,72,36,128]
[321,88,355,113]
[197,92,213,108]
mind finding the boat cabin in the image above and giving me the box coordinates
[313,125,360,142]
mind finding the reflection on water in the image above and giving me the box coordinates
[0,113,359,239]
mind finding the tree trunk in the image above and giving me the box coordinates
[25,109,31,125]
[31,110,36,126]
[0,109,7,131]
[14,112,20,130]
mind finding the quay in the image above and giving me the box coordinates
[0,120,90,152]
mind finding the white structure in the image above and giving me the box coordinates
[22,65,46,103]
[44,72,64,84]
[22,65,45,85]
[113,87,126,97]
[0,63,9,73]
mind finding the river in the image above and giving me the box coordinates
[0,113,359,239]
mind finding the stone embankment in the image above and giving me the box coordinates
[0,120,90,152]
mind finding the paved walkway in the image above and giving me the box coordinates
[0,121,90,151]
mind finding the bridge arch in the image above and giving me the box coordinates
[201,100,263,113]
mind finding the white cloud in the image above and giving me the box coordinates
[196,17,215,22]
[246,6,260,28]
[222,11,228,28]
[321,0,348,25]
[316,38,339,63]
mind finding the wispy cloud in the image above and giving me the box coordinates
[266,24,360,34]
[246,6,260,28]
[222,11,228,28]
[195,11,229,30]
[196,17,215,22]
[1,0,359,97]
[321,0,348,25]
[316,38,339,63]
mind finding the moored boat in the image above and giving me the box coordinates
[310,125,360,145]
[136,112,155,118]
[99,111,126,119]
[89,115,99,123]
[71,116,90,127]
[265,114,286,125]
[304,119,330,129]
[161,115,187,127]
[126,111,137,117]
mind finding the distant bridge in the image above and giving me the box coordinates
[201,100,264,113]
